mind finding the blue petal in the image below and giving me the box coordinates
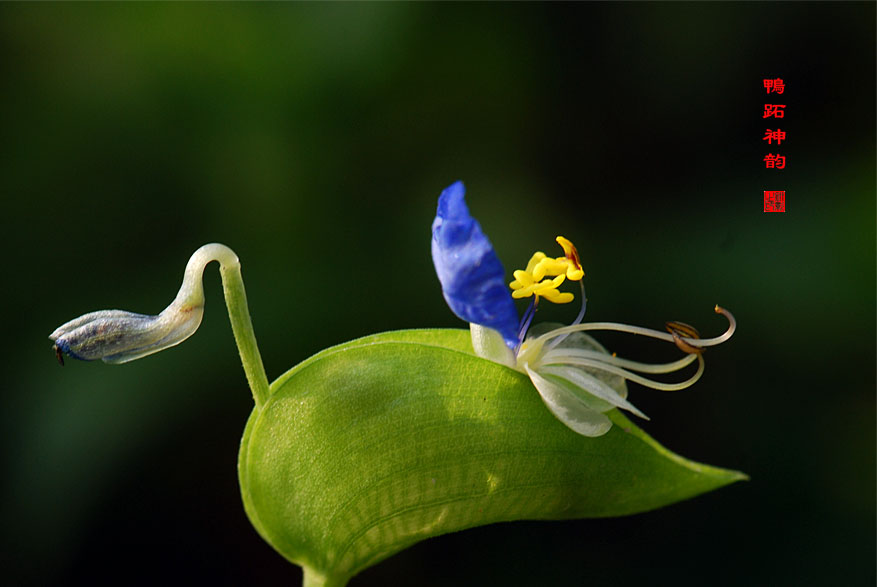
[431,181,519,348]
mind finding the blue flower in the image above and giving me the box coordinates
[430,181,736,437]
[431,181,520,348]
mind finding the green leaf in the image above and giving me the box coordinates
[238,329,745,586]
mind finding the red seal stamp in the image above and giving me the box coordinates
[763,191,785,213]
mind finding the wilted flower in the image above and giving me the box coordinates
[50,243,233,365]
[50,307,202,365]
[431,181,735,437]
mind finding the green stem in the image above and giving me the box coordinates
[50,243,271,406]
[177,243,270,408]
[302,567,347,587]
[219,259,270,409]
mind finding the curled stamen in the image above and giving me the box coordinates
[665,321,703,354]
[542,348,698,375]
[533,305,736,350]
[511,303,731,430]
[541,353,705,392]
[710,305,736,345]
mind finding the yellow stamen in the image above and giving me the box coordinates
[509,236,586,303]
[511,274,570,301]
[510,271,532,288]
[539,289,574,304]
[532,256,570,281]
[556,236,584,281]
[524,252,547,274]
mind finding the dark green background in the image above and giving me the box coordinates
[2,3,873,585]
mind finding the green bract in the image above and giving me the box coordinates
[51,242,744,587]
[239,328,745,587]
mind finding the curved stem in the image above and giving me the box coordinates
[51,243,271,408]
[219,255,270,409]
[178,244,270,409]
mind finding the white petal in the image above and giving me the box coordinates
[525,364,613,437]
[540,364,648,420]
[527,324,628,399]
[470,323,516,367]
[538,371,615,413]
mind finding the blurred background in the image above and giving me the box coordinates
[1,3,873,585]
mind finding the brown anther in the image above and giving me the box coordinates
[566,243,582,272]
[555,236,584,274]
[665,320,704,354]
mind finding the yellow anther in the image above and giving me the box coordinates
[511,288,532,299]
[510,270,534,289]
[524,252,547,274]
[510,274,572,303]
[540,289,574,304]
[509,237,584,303]
[556,236,584,281]
[532,256,569,281]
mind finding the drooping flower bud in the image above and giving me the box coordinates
[48,243,231,365]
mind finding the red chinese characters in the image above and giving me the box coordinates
[762,129,786,145]
[763,78,785,94]
[762,79,787,171]
[763,104,785,118]
[763,154,786,169]
[761,79,787,212]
